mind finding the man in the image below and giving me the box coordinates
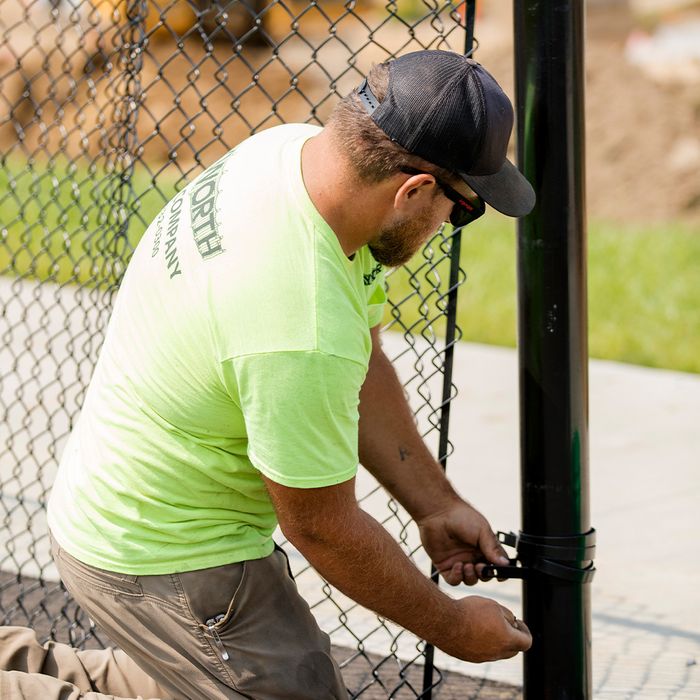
[1,50,535,699]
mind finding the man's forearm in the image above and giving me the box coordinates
[358,342,460,521]
[287,502,460,653]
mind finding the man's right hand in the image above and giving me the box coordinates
[441,596,532,663]
[263,474,532,665]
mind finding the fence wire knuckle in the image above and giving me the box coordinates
[1,1,470,696]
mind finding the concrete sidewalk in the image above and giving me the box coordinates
[2,272,698,697]
[382,335,700,698]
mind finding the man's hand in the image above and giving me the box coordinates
[264,476,531,663]
[417,499,510,586]
[443,596,532,662]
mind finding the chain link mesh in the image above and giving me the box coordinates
[0,1,480,696]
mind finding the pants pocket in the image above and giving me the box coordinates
[199,550,348,699]
[176,560,247,631]
[273,542,295,580]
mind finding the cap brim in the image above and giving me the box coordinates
[460,159,535,217]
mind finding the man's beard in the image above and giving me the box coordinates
[368,209,438,268]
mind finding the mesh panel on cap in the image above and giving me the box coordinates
[372,52,489,174]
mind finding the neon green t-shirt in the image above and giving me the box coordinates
[47,124,386,575]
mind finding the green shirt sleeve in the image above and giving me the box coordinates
[367,265,387,328]
[224,350,367,488]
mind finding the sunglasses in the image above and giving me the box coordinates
[400,167,485,229]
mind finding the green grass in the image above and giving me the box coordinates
[0,157,179,286]
[385,214,700,373]
[2,157,698,372]
[587,220,700,372]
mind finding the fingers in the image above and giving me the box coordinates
[441,562,462,586]
[450,596,532,662]
[500,604,517,627]
[474,562,507,583]
[480,528,510,567]
[509,623,533,652]
[441,561,478,586]
[440,562,481,586]
[462,562,479,586]
[437,535,514,586]
[441,561,504,586]
[513,618,531,638]
[500,606,533,652]
[475,562,495,581]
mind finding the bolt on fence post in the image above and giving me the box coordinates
[513,1,593,698]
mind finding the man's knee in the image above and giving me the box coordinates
[0,626,47,673]
[1,667,156,699]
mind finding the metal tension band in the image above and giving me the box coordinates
[482,528,597,584]
[357,78,380,115]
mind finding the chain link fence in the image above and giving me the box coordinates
[0,1,514,697]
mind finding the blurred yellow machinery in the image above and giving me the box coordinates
[92,0,358,41]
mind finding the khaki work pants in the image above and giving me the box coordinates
[0,535,347,699]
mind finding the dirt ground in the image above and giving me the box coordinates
[475,1,700,225]
[4,2,698,226]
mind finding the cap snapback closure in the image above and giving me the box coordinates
[357,78,379,114]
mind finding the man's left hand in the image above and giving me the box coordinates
[417,500,509,586]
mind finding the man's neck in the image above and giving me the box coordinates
[301,128,390,258]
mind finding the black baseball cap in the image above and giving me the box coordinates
[356,50,535,217]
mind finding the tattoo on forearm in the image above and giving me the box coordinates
[399,447,409,461]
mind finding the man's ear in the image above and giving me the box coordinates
[393,173,437,211]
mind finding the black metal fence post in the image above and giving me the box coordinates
[513,1,593,698]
